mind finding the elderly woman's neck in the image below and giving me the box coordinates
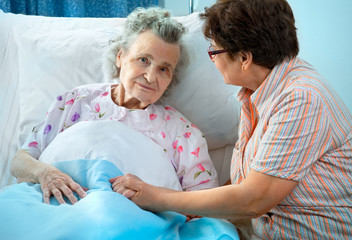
[111,84,149,110]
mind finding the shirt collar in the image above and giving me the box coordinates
[237,57,298,111]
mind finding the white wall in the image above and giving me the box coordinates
[161,0,352,112]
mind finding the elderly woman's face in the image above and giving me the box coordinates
[116,30,180,106]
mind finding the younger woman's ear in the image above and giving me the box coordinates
[239,51,253,72]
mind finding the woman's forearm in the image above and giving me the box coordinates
[10,149,51,183]
[159,184,258,220]
[144,170,297,220]
[116,174,258,220]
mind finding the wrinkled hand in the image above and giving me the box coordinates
[38,166,87,205]
[109,173,175,212]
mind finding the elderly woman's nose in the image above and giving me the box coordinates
[144,66,157,82]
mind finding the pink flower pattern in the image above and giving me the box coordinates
[177,145,183,153]
[66,99,74,105]
[197,164,205,171]
[95,102,105,118]
[165,106,176,112]
[172,140,178,149]
[28,141,38,148]
[22,84,217,191]
[184,132,191,138]
[95,103,100,112]
[199,179,210,184]
[150,114,157,120]
[194,163,212,180]
[191,147,200,157]
[101,92,109,97]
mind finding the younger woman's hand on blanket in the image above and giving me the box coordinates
[110,175,137,199]
[109,173,176,212]
[38,165,87,205]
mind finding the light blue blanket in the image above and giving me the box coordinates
[0,159,239,240]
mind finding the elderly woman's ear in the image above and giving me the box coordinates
[116,49,123,68]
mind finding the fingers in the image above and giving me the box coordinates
[69,181,88,199]
[110,174,172,212]
[122,189,137,199]
[110,174,140,199]
[43,189,51,204]
[42,181,88,205]
[52,188,66,205]
[111,177,128,194]
[39,167,88,205]
[109,176,122,183]
[61,185,79,205]
[183,213,202,221]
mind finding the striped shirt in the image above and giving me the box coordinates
[231,57,352,239]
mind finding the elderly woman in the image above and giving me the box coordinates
[113,0,352,239]
[10,7,219,206]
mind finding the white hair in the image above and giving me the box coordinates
[103,7,189,97]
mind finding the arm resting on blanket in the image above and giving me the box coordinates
[11,150,87,204]
[113,170,297,222]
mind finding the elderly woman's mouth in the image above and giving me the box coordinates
[137,82,155,91]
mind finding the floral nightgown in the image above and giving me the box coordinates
[22,83,219,191]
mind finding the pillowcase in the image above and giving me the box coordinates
[39,120,183,191]
[13,12,240,151]
[163,20,240,149]
[13,26,122,146]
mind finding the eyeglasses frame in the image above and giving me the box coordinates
[207,45,228,60]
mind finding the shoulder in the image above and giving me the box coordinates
[286,58,330,96]
[155,104,205,137]
[153,104,193,124]
[71,83,113,95]
[58,83,113,102]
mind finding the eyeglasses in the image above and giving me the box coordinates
[207,45,228,60]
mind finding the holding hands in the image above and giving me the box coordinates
[109,174,176,212]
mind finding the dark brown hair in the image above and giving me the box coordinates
[200,0,299,69]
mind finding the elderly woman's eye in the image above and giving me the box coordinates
[160,67,168,73]
[139,57,149,63]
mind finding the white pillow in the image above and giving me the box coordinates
[13,27,122,146]
[163,16,240,149]
[39,120,183,191]
[13,12,240,151]
[0,10,126,189]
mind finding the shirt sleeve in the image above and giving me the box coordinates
[21,89,83,159]
[250,89,332,181]
[171,117,219,191]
